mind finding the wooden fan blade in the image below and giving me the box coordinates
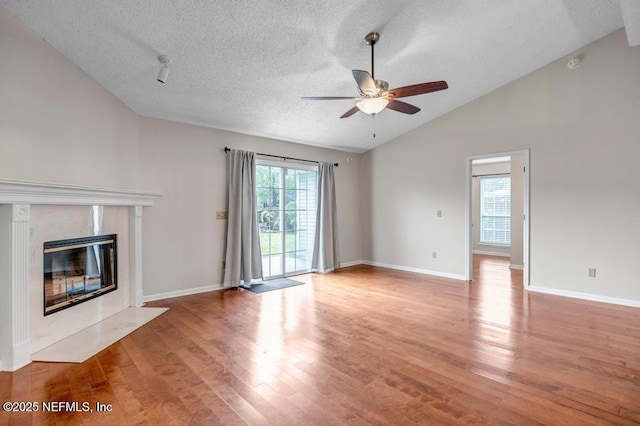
[386,99,420,114]
[352,70,377,96]
[340,106,360,119]
[301,96,357,100]
[387,81,448,98]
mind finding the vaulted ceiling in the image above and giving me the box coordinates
[1,1,630,153]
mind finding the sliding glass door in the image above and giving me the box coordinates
[256,162,318,278]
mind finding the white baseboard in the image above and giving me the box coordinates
[473,250,510,257]
[339,260,364,268]
[142,284,232,303]
[509,264,524,270]
[143,258,510,302]
[362,260,466,281]
[2,341,31,372]
[527,285,640,308]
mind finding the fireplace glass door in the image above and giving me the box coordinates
[257,162,318,278]
[43,234,117,315]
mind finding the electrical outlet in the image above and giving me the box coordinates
[437,210,442,218]
[588,268,596,278]
[216,211,227,220]
[432,251,437,259]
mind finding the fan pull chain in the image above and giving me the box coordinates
[372,115,376,138]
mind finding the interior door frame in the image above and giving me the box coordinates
[464,149,530,287]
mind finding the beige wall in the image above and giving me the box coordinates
[362,29,640,302]
[0,6,362,299]
[0,7,140,188]
[137,117,362,296]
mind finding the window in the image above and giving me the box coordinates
[480,176,511,245]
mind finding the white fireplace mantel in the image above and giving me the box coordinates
[0,178,163,372]
[0,178,162,206]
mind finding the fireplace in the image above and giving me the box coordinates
[0,179,162,371]
[43,234,118,315]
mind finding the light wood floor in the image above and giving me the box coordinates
[2,255,640,425]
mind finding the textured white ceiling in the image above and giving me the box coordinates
[1,1,626,153]
[621,0,640,46]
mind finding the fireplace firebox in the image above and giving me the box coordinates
[43,234,118,315]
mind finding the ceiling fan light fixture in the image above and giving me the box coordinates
[302,31,448,120]
[356,97,388,115]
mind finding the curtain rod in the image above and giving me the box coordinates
[224,147,338,167]
[472,172,510,178]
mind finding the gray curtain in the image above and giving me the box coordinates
[224,149,263,286]
[312,162,339,272]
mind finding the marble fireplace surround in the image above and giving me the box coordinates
[0,178,162,372]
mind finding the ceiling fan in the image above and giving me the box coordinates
[302,32,448,118]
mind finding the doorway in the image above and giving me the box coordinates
[256,161,318,278]
[465,150,530,287]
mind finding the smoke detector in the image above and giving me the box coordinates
[567,56,582,69]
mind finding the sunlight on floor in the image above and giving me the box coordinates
[252,277,317,384]
[472,255,519,370]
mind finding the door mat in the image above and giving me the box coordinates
[242,278,304,293]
